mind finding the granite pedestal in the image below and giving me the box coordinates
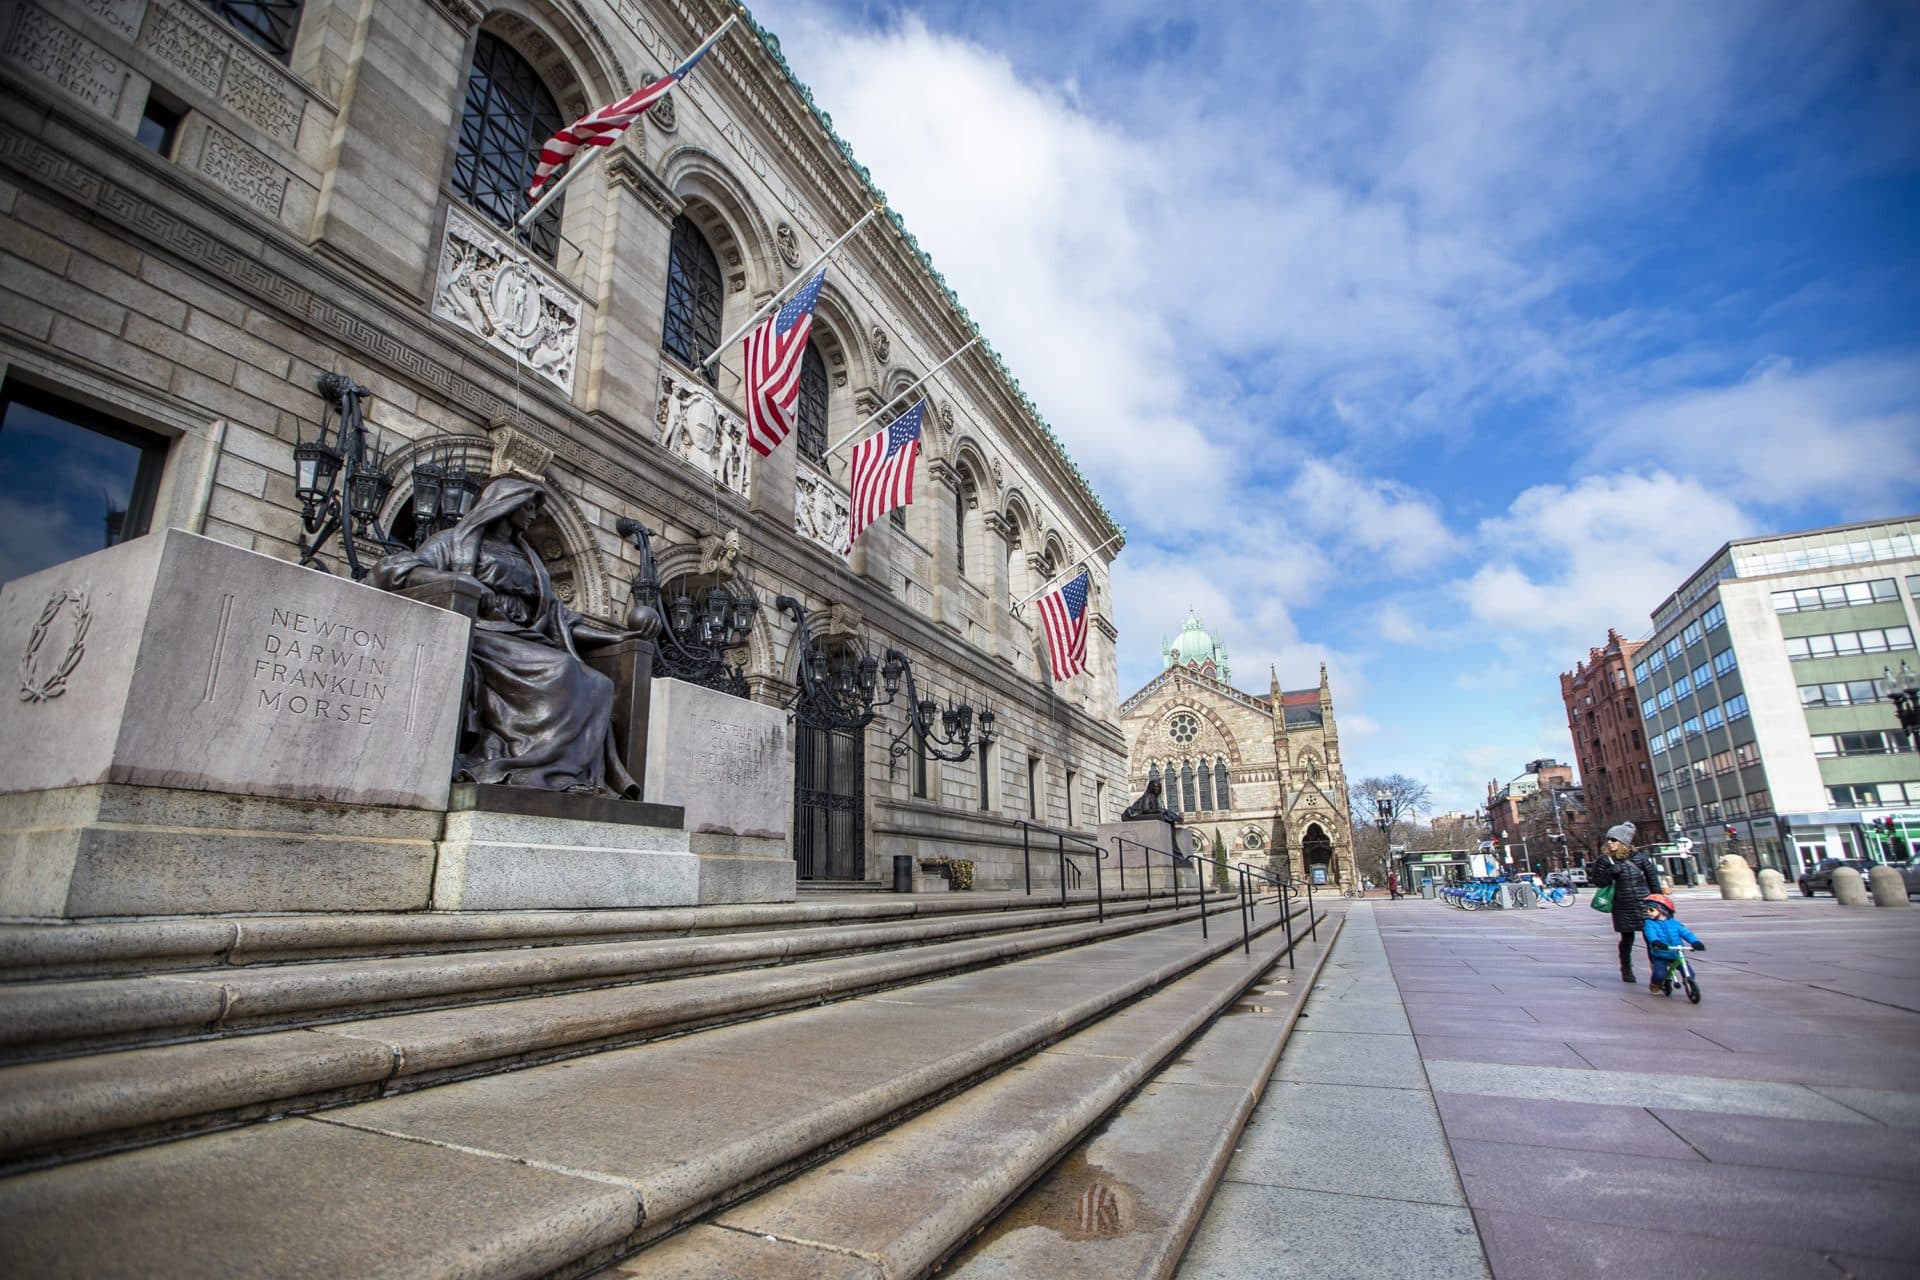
[1096,818,1199,890]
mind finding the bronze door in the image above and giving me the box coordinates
[794,720,864,880]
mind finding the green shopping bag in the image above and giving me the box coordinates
[1589,883,1614,912]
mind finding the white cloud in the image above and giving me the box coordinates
[1285,461,1462,575]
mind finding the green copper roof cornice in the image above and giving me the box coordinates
[736,5,1123,544]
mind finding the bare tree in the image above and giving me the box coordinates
[1350,774,1435,883]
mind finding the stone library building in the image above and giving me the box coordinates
[0,0,1129,893]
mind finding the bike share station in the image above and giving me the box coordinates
[1399,848,1481,898]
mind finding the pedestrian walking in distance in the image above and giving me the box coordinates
[1587,822,1665,984]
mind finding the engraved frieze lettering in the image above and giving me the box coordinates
[694,717,768,786]
[198,125,287,216]
[432,206,581,393]
[220,55,301,144]
[250,605,392,728]
[6,5,126,118]
[144,0,225,93]
[78,0,144,40]
[654,368,751,500]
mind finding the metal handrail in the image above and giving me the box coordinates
[1175,851,1314,964]
[1108,831,1187,909]
[1012,819,1107,922]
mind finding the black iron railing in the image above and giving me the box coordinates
[1108,832,1186,910]
[1012,820,1108,922]
[1173,850,1313,964]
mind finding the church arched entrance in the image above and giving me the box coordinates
[1303,823,1334,885]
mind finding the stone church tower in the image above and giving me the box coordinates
[1118,614,1357,888]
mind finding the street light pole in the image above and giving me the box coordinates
[1879,660,1920,752]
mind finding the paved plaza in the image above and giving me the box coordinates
[1186,894,1919,1278]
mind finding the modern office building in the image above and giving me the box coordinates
[1637,519,1919,874]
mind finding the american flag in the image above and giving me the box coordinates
[1037,568,1092,681]
[743,270,826,457]
[527,42,717,202]
[843,401,924,554]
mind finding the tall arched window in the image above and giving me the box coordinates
[203,1,303,62]
[1180,761,1196,813]
[1197,757,1214,811]
[955,480,970,575]
[1147,764,1161,799]
[1216,760,1231,810]
[662,215,723,382]
[454,32,566,261]
[796,343,828,462]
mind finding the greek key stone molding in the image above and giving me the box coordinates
[431,205,582,394]
[6,4,127,120]
[794,461,849,556]
[197,124,286,217]
[655,365,752,500]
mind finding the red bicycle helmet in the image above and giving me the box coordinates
[1645,893,1676,915]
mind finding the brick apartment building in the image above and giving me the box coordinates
[1562,629,1669,847]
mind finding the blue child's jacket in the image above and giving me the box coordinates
[1643,915,1700,957]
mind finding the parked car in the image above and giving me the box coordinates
[1798,858,1877,896]
[1881,860,1920,897]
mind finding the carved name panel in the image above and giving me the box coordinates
[143,0,223,93]
[198,125,287,217]
[432,205,581,393]
[6,4,127,119]
[654,367,751,500]
[78,0,144,40]
[219,54,301,145]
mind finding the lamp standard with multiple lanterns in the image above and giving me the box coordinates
[1880,660,1920,753]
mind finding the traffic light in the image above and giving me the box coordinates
[1724,824,1737,841]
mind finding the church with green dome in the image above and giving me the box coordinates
[1118,614,1358,890]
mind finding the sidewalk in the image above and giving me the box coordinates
[1379,892,1920,1277]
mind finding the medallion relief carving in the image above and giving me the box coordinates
[775,221,800,268]
[431,206,582,393]
[655,368,752,500]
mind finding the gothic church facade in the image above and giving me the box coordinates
[1119,614,1358,888]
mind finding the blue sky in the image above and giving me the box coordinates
[744,0,1920,813]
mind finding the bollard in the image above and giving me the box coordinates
[1716,855,1761,901]
[1756,868,1788,902]
[1869,865,1909,907]
[1831,866,1869,906]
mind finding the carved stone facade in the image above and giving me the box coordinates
[0,0,1125,888]
[1120,632,1359,890]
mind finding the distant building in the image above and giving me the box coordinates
[1120,614,1357,888]
[1485,759,1584,871]
[1561,629,1668,848]
[1635,518,1919,874]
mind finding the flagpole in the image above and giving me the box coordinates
[698,204,882,369]
[1009,531,1125,615]
[514,12,742,234]
[820,334,983,459]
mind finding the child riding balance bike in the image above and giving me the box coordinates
[1642,893,1705,1003]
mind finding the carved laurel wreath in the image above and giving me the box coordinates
[19,589,90,703]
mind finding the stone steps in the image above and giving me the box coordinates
[0,893,1254,1171]
[610,913,1341,1279]
[0,894,1189,1062]
[0,899,1317,1278]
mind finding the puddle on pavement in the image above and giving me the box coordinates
[965,1147,1163,1250]
[1225,1003,1275,1015]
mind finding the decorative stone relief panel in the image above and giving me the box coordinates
[794,462,849,556]
[487,419,553,480]
[654,367,751,501]
[198,125,287,217]
[6,5,127,119]
[431,205,582,394]
[775,222,800,268]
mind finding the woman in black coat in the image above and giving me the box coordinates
[1587,822,1665,985]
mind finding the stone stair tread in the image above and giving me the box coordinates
[0,1116,637,1280]
[608,912,1336,1278]
[0,899,1254,1166]
[0,907,1302,1274]
[0,888,1159,980]
[944,917,1345,1279]
[0,898,1162,1054]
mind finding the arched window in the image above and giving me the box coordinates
[454,32,566,261]
[796,343,828,462]
[1197,757,1214,812]
[1216,760,1231,810]
[955,480,970,575]
[1180,761,1196,813]
[1147,763,1161,799]
[662,215,723,382]
[203,1,303,62]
